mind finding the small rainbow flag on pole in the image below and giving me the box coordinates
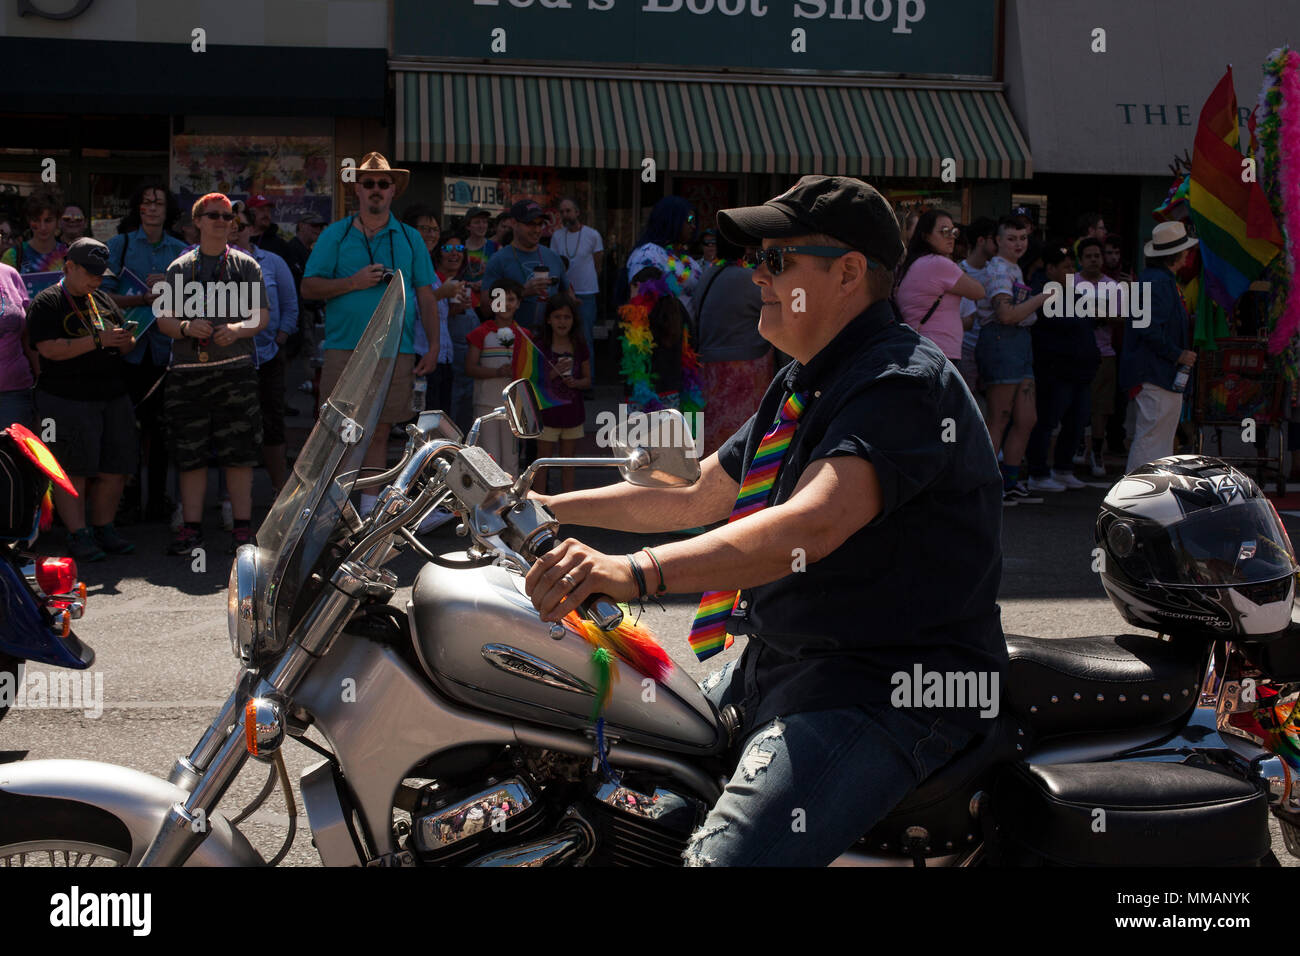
[511,332,569,409]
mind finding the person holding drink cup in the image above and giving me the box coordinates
[481,199,569,334]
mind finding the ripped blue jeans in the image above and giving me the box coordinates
[685,660,973,867]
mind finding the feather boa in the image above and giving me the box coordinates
[617,275,706,417]
[1266,49,1300,354]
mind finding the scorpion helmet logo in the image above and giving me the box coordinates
[1209,473,1242,505]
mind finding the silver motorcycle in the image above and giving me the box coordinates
[2,277,1299,867]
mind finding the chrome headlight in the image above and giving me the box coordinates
[229,544,259,664]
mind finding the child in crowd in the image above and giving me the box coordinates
[532,293,591,494]
[466,277,528,475]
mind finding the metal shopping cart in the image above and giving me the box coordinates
[1192,337,1287,496]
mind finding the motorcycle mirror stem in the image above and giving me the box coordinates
[509,448,649,499]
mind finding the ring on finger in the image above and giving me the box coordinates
[560,573,578,590]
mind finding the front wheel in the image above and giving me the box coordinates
[0,792,133,866]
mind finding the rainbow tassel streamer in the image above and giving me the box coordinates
[565,610,674,687]
[589,647,613,721]
[617,275,707,418]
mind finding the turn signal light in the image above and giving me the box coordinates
[35,557,77,596]
[55,608,71,638]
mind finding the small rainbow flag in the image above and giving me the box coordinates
[511,332,569,409]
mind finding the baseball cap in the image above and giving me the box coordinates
[296,212,326,225]
[508,200,545,224]
[717,175,903,271]
[247,195,274,209]
[65,238,114,277]
[464,206,492,221]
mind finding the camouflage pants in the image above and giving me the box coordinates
[164,363,262,471]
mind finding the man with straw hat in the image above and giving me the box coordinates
[1120,221,1199,473]
[301,152,464,516]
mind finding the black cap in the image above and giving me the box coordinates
[508,199,545,224]
[296,212,326,225]
[717,175,903,270]
[65,237,114,277]
[464,206,492,221]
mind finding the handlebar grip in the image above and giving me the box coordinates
[529,533,624,630]
[579,595,624,631]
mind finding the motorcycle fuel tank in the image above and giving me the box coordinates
[410,561,724,754]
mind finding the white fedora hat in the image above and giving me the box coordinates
[1144,220,1199,258]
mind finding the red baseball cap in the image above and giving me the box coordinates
[246,195,274,209]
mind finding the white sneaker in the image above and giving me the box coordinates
[1027,475,1066,492]
[220,499,234,532]
[418,507,457,534]
[170,503,183,533]
[1054,470,1087,489]
[1088,449,1106,478]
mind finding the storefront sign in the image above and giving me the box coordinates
[444,176,509,215]
[394,0,996,78]
[1003,0,1294,175]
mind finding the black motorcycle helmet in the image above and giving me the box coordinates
[1096,455,1298,639]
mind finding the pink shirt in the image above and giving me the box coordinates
[896,254,966,360]
[0,265,33,391]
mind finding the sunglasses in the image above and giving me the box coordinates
[200,211,236,221]
[360,179,394,191]
[0,231,12,241]
[746,245,870,275]
[936,226,958,237]
[441,243,466,252]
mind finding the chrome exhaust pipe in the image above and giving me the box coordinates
[466,821,593,867]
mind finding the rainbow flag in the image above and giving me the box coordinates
[1189,66,1284,311]
[511,332,569,409]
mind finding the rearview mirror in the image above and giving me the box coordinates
[610,409,701,488]
[503,379,543,439]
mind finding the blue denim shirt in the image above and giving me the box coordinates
[1119,266,1189,392]
[248,246,299,366]
[101,228,189,366]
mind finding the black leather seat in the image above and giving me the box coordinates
[992,761,1270,866]
[1004,634,1203,745]
[860,716,1018,857]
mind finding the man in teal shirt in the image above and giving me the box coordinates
[302,153,463,508]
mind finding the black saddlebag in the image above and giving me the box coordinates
[990,761,1270,866]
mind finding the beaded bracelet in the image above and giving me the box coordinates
[626,553,648,600]
[641,547,667,594]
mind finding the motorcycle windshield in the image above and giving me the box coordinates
[254,276,406,645]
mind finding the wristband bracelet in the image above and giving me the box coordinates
[626,553,648,601]
[641,547,667,594]
[179,320,190,338]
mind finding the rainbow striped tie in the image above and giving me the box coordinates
[687,390,808,661]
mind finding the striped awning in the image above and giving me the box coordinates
[393,70,1031,180]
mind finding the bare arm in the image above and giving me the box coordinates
[526,455,882,621]
[994,291,1048,326]
[592,249,604,276]
[35,335,99,361]
[535,451,740,533]
[953,274,986,300]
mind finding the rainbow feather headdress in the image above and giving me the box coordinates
[617,258,705,415]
